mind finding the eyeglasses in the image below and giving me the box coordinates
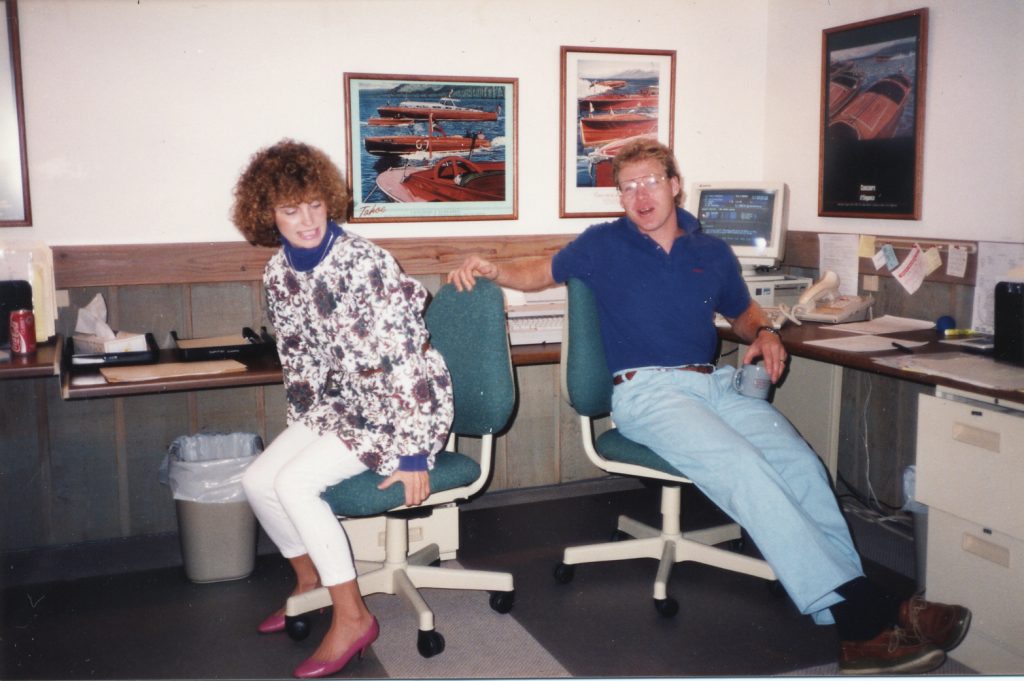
[618,174,667,196]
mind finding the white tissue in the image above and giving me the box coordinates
[75,293,116,339]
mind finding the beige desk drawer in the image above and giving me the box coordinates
[916,394,1024,538]
[925,508,1024,673]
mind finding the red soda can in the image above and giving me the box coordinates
[9,309,37,354]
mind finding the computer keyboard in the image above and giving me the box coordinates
[507,314,563,345]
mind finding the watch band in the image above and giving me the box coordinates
[756,325,780,338]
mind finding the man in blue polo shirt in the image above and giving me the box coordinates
[448,139,969,675]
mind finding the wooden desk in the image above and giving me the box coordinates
[721,323,1021,404]
[0,336,62,380]
[60,341,564,400]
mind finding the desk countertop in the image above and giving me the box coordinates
[721,324,1023,404]
[0,336,62,380]
[55,325,1023,403]
[59,341,563,400]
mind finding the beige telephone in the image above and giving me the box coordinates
[783,270,874,324]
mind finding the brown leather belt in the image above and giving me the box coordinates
[612,365,714,385]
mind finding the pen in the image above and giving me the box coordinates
[892,342,914,354]
[943,328,974,337]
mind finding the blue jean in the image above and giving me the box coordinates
[611,364,863,625]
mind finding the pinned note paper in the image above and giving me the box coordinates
[892,244,927,294]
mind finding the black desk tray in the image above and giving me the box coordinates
[171,327,276,361]
[66,332,160,367]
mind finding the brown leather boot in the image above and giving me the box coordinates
[839,626,945,675]
[898,595,971,652]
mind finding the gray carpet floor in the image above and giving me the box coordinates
[1,480,981,678]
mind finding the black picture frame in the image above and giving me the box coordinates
[819,8,928,219]
[1,0,30,227]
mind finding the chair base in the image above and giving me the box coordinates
[560,485,775,602]
[286,514,514,635]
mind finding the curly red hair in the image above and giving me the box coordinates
[231,139,349,247]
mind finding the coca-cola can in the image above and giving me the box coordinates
[10,309,36,354]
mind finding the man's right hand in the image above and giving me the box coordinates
[448,255,498,291]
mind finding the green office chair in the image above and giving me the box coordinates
[554,277,776,617]
[284,278,516,657]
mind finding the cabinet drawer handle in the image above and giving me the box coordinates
[962,532,1010,568]
[952,422,1000,453]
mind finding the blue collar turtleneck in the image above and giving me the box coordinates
[282,220,344,272]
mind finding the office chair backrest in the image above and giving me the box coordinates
[562,277,614,418]
[426,278,515,437]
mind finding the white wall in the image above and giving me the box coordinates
[6,0,771,245]
[765,0,1024,243]
[4,0,1021,246]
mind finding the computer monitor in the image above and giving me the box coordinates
[687,182,788,274]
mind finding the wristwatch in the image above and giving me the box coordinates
[756,325,780,338]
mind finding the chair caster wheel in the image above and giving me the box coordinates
[285,615,312,641]
[417,629,445,658]
[553,562,575,584]
[654,597,679,618]
[489,590,515,613]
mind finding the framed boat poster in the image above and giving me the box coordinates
[559,46,675,218]
[2,0,31,227]
[344,73,517,223]
[819,8,928,219]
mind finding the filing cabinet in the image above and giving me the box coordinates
[916,387,1024,674]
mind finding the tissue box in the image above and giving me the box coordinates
[72,331,149,354]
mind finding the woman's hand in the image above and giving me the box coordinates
[378,469,431,506]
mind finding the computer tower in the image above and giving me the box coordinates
[993,281,1024,366]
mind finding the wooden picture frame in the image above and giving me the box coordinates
[819,8,928,219]
[344,73,517,223]
[559,46,675,218]
[1,0,30,227]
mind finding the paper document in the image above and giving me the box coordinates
[873,353,1024,392]
[972,242,1024,334]
[828,315,935,335]
[804,335,928,353]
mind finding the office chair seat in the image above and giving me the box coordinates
[284,279,516,658]
[555,278,776,618]
[321,452,480,517]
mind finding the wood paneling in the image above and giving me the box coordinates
[54,232,979,290]
[52,235,575,288]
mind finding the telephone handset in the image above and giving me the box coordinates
[784,270,874,324]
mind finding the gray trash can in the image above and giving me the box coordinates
[161,432,263,583]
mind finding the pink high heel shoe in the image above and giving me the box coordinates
[293,617,380,679]
[258,612,286,634]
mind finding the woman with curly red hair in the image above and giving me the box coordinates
[233,139,454,679]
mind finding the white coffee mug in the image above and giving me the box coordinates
[733,364,772,399]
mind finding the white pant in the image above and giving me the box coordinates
[242,423,369,586]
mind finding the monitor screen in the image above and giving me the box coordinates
[688,182,788,272]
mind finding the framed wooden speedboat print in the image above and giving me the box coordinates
[819,8,928,219]
[559,46,675,218]
[344,73,517,223]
